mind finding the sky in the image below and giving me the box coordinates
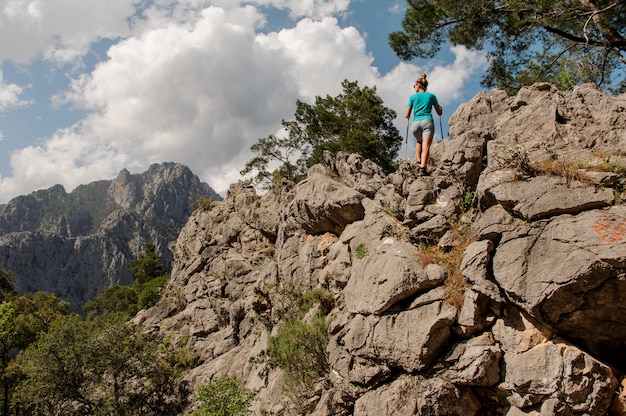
[0,0,488,204]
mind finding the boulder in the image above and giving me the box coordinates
[287,171,365,236]
[486,176,614,220]
[340,299,457,372]
[493,206,626,367]
[354,375,480,416]
[344,237,444,315]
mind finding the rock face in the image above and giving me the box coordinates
[136,84,626,415]
[0,162,220,311]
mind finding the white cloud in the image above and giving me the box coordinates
[0,3,488,203]
[388,2,404,14]
[0,0,135,64]
[256,16,379,99]
[0,68,31,111]
[1,5,299,200]
[241,0,350,19]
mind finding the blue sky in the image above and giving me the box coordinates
[0,0,487,203]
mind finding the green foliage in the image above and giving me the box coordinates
[0,302,19,362]
[301,288,335,314]
[138,275,169,310]
[298,80,402,172]
[194,196,215,212]
[0,270,16,303]
[459,190,475,213]
[389,0,626,94]
[83,284,139,320]
[262,284,334,411]
[11,313,187,415]
[130,242,166,286]
[267,314,330,408]
[0,302,24,416]
[241,79,402,188]
[193,375,254,416]
[85,243,170,319]
[11,291,69,347]
[355,243,369,259]
[0,291,69,415]
[240,131,310,188]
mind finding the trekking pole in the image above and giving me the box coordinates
[404,118,409,161]
[439,114,444,140]
[439,113,445,151]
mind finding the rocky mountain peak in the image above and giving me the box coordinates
[108,168,139,209]
[0,162,220,311]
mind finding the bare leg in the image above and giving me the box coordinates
[415,141,422,164]
[420,136,433,169]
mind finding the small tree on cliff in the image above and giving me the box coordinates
[130,243,166,286]
[241,80,401,188]
[389,0,626,94]
[84,243,169,319]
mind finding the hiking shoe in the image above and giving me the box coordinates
[420,167,429,176]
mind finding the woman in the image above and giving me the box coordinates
[405,73,442,176]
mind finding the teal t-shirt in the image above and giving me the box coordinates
[407,92,439,122]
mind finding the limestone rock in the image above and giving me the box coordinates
[493,206,626,366]
[344,237,444,315]
[354,375,480,416]
[486,175,614,220]
[339,299,457,373]
[130,84,625,415]
[287,171,365,236]
[442,332,502,387]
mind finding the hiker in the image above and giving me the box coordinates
[405,73,442,176]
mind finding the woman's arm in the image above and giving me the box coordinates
[406,106,412,119]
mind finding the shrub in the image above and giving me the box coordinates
[416,225,473,309]
[494,145,536,177]
[267,315,330,411]
[194,196,215,212]
[531,158,592,185]
[301,289,335,315]
[379,223,397,239]
[355,243,368,259]
[137,275,169,310]
[193,375,254,416]
[459,190,474,213]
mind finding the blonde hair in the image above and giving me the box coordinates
[415,73,428,89]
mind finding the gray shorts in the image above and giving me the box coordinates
[411,119,435,142]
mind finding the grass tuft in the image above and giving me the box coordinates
[416,225,473,309]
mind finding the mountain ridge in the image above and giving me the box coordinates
[0,162,221,311]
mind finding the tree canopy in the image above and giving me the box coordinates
[130,242,166,286]
[11,314,188,415]
[0,290,69,415]
[389,0,626,93]
[241,80,401,187]
[84,243,169,319]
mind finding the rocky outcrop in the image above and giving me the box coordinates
[0,162,220,311]
[136,84,626,415]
